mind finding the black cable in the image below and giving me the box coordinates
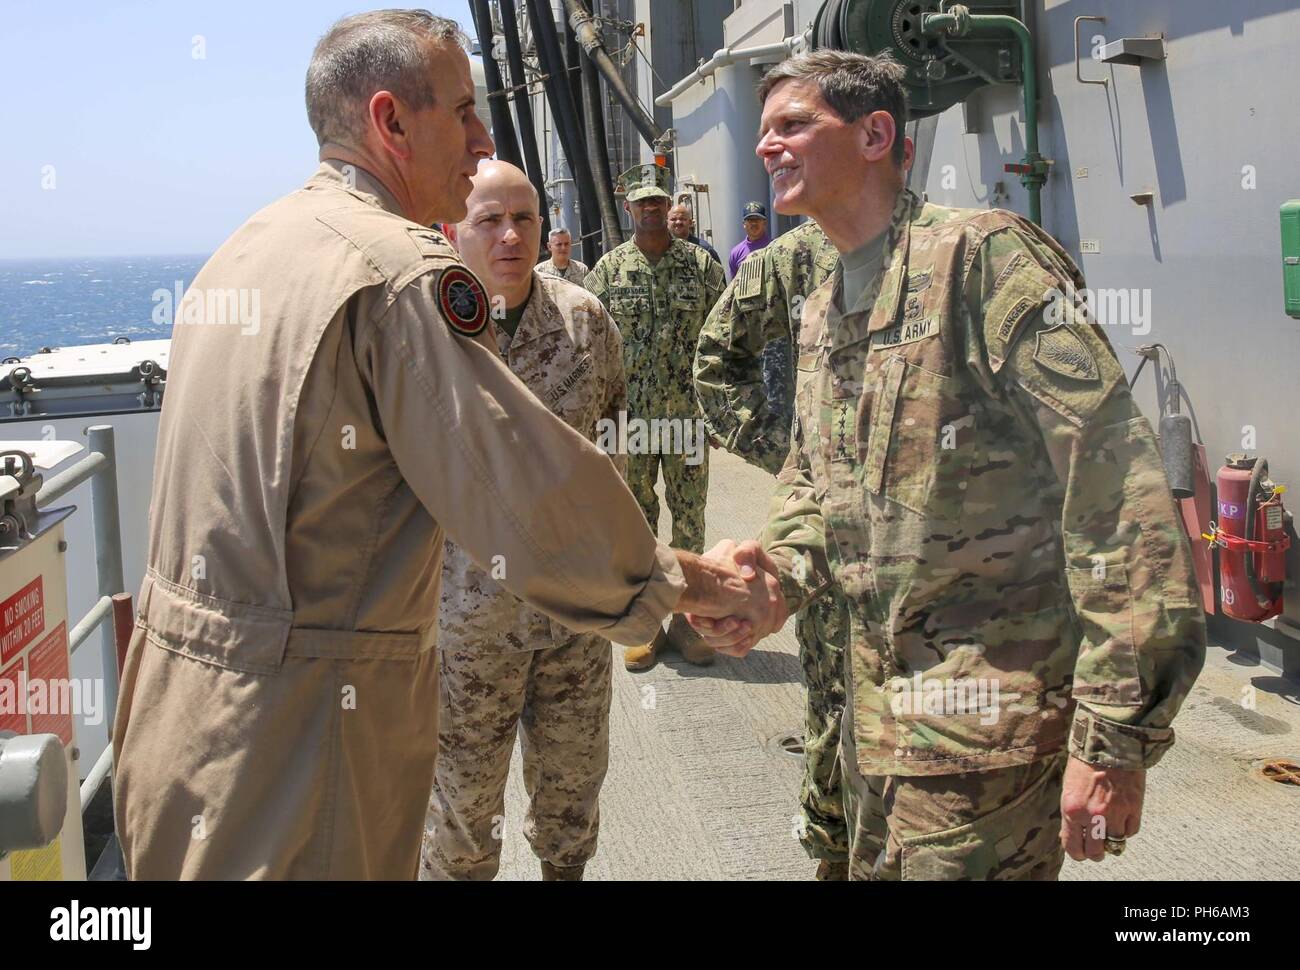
[526,0,604,266]
[469,0,522,167]
[579,20,624,248]
[563,0,664,150]
[498,0,550,240]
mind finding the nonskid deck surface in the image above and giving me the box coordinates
[490,449,1300,881]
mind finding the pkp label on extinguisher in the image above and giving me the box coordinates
[1218,501,1244,520]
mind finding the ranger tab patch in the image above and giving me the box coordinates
[1033,324,1099,381]
[437,266,489,336]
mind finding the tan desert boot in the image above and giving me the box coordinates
[623,628,669,671]
[541,861,586,881]
[668,614,715,666]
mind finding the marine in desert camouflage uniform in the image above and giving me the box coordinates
[587,163,726,669]
[697,51,1206,881]
[694,220,852,874]
[422,162,627,881]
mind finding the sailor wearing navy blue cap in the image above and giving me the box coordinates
[728,200,772,279]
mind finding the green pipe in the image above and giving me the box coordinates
[923,9,1044,224]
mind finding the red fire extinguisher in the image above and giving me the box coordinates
[1205,454,1290,622]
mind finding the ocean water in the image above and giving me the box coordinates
[0,254,208,359]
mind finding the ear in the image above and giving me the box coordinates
[369,91,410,159]
[858,110,897,166]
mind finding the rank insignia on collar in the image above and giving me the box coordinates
[438,266,489,336]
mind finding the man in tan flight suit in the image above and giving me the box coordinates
[111,11,784,880]
[422,161,626,881]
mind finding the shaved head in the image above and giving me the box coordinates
[468,159,538,208]
[458,159,542,309]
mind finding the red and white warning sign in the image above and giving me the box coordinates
[0,576,44,667]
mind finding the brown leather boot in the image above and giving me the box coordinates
[815,859,850,881]
[623,628,669,671]
[669,614,715,666]
[541,861,586,881]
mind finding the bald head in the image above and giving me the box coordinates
[667,204,694,240]
[457,159,542,308]
[469,159,539,207]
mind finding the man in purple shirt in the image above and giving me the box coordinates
[728,200,772,278]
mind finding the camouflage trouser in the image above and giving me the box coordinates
[421,632,613,880]
[795,589,850,860]
[839,730,1067,881]
[628,448,709,554]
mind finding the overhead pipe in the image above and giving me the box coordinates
[562,0,666,150]
[469,0,522,167]
[579,26,624,247]
[922,3,1046,223]
[655,36,803,108]
[498,0,551,240]
[526,0,603,265]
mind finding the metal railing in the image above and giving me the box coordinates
[34,424,127,814]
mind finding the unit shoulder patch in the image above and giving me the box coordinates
[1033,324,1099,381]
[437,266,489,336]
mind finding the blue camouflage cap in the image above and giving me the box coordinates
[742,201,768,221]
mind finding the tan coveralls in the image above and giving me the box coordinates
[423,272,627,879]
[111,162,684,879]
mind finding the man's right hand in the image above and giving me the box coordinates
[676,539,788,657]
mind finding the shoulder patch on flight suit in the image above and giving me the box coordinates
[736,257,763,301]
[1033,325,1099,381]
[437,266,489,336]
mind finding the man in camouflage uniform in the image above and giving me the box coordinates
[693,51,1206,880]
[422,162,627,881]
[536,226,589,285]
[587,163,726,670]
[694,221,852,877]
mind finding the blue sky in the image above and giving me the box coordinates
[0,1,475,259]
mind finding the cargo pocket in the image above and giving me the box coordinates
[862,354,971,519]
[899,755,1066,881]
[1065,563,1144,706]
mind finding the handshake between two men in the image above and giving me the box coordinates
[672,540,789,657]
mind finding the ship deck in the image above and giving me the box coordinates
[492,449,1300,880]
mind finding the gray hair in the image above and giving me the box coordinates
[547,227,572,242]
[757,50,909,165]
[305,10,468,147]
